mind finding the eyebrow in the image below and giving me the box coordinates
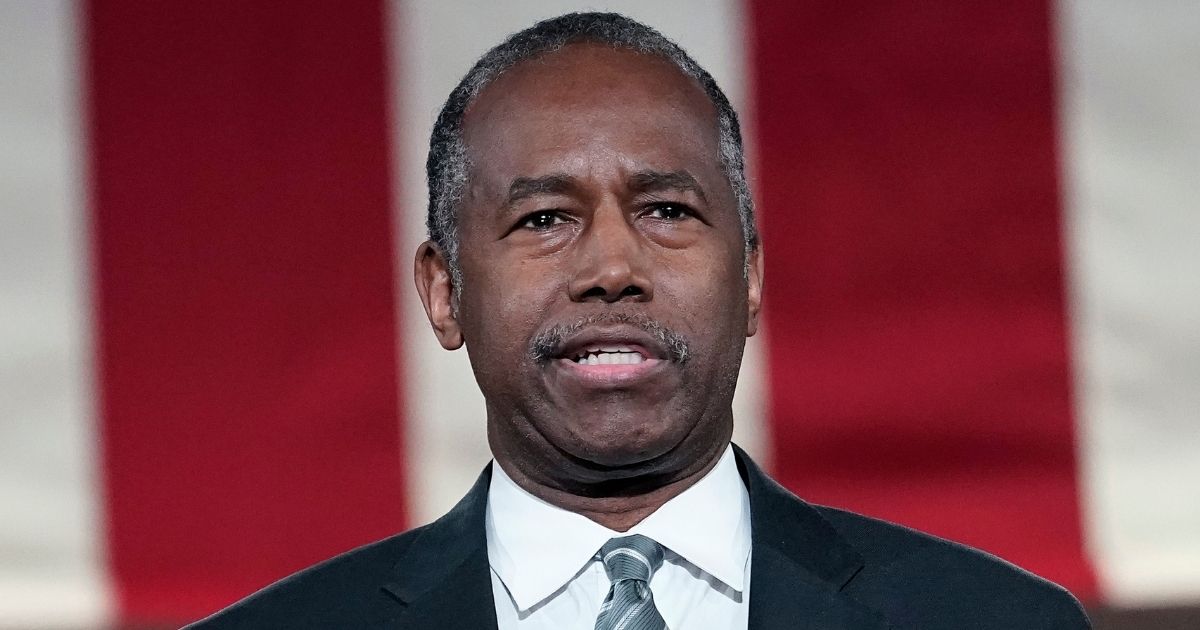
[504,173,578,206]
[627,170,708,204]
[504,170,709,208]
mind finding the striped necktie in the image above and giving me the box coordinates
[594,534,668,630]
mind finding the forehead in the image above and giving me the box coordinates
[460,44,722,188]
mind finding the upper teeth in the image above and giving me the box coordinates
[574,348,645,365]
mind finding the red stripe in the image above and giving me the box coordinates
[85,1,404,621]
[749,1,1096,597]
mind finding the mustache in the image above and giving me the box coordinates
[530,312,691,365]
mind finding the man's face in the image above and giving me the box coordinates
[418,44,762,483]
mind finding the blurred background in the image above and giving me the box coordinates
[2,0,1198,628]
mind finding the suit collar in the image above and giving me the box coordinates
[733,445,890,629]
[733,444,865,588]
[381,463,499,629]
[381,447,887,629]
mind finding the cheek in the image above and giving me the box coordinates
[667,250,749,345]
[490,256,560,320]
[660,238,746,304]
[459,255,558,361]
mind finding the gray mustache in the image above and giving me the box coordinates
[530,312,690,364]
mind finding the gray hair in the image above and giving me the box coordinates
[426,12,758,290]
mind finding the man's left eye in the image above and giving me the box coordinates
[644,203,693,220]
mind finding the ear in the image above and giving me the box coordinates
[414,241,464,350]
[745,244,764,338]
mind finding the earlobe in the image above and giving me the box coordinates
[414,241,464,350]
[745,245,764,338]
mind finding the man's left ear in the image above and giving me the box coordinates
[746,245,764,337]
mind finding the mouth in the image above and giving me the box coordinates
[568,344,651,365]
[546,327,672,388]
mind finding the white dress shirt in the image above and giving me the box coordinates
[486,444,752,629]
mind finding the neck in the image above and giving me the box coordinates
[491,429,730,532]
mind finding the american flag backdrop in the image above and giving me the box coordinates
[1,1,1198,627]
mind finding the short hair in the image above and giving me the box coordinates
[426,12,758,290]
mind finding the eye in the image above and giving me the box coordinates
[644,202,693,220]
[517,210,568,230]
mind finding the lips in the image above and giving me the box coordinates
[570,346,649,365]
[547,326,672,388]
[552,326,670,364]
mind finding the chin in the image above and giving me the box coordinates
[561,409,686,469]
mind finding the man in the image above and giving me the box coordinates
[190,12,1090,629]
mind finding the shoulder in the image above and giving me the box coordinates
[183,526,426,629]
[815,505,1091,629]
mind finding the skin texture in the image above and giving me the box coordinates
[415,43,763,531]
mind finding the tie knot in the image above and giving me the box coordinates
[599,534,664,583]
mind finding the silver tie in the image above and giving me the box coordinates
[594,534,668,630]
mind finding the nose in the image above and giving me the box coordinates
[568,205,653,303]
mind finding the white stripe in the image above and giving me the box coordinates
[1056,0,1200,605]
[390,0,762,524]
[605,547,654,578]
[611,596,649,630]
[0,1,113,626]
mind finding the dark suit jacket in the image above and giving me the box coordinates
[187,446,1090,629]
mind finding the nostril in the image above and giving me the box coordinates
[577,284,644,302]
[581,286,607,300]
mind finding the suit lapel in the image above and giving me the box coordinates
[378,450,888,629]
[381,465,499,630]
[735,446,890,629]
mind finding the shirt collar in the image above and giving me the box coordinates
[485,444,751,612]
[629,445,751,593]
